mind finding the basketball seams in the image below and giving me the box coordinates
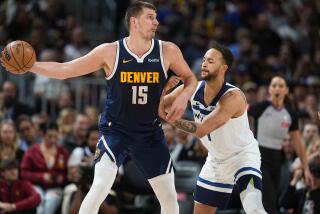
[22,41,25,67]
[1,58,20,72]
[24,50,35,68]
[9,42,23,72]
[22,41,35,69]
[1,47,20,71]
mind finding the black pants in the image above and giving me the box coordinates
[260,146,282,214]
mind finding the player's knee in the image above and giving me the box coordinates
[148,173,179,213]
[241,190,266,214]
[150,174,177,202]
[237,174,267,214]
[161,188,178,202]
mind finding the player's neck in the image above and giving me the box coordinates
[204,77,224,105]
[126,36,152,57]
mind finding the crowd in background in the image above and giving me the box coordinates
[0,0,319,213]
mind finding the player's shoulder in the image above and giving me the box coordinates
[96,42,117,51]
[161,41,181,53]
[222,89,243,101]
[92,42,118,61]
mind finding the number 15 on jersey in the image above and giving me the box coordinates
[132,86,148,104]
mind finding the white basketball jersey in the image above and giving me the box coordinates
[190,81,260,160]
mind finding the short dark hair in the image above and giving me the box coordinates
[86,125,99,139]
[16,114,33,130]
[40,122,58,133]
[210,41,234,73]
[125,1,156,29]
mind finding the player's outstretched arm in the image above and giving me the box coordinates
[174,90,246,138]
[30,43,115,79]
[163,42,197,122]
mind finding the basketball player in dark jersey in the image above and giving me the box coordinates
[27,1,197,214]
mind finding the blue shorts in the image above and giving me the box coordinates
[94,127,173,179]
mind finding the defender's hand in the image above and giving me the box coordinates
[163,76,181,94]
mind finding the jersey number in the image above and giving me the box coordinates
[132,86,148,104]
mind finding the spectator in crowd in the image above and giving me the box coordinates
[241,81,258,105]
[84,106,99,127]
[306,139,320,163]
[0,159,41,214]
[302,122,319,147]
[0,120,24,162]
[20,122,69,214]
[280,161,320,213]
[64,26,90,61]
[1,81,33,121]
[60,114,89,153]
[57,108,76,140]
[303,93,319,123]
[256,85,269,102]
[55,90,75,115]
[15,115,41,152]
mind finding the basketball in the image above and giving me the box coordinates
[1,40,36,74]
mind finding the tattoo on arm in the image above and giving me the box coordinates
[174,119,197,133]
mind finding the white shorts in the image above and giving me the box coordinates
[194,148,262,208]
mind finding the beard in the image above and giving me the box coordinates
[200,70,217,81]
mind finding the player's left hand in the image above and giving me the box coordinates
[166,92,188,123]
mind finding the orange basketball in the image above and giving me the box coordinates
[1,40,36,74]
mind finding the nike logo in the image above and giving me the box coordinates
[123,59,133,63]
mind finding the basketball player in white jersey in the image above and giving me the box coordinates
[161,42,267,214]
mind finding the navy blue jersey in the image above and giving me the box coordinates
[99,38,167,133]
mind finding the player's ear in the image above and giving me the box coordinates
[130,17,136,28]
[221,64,228,74]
